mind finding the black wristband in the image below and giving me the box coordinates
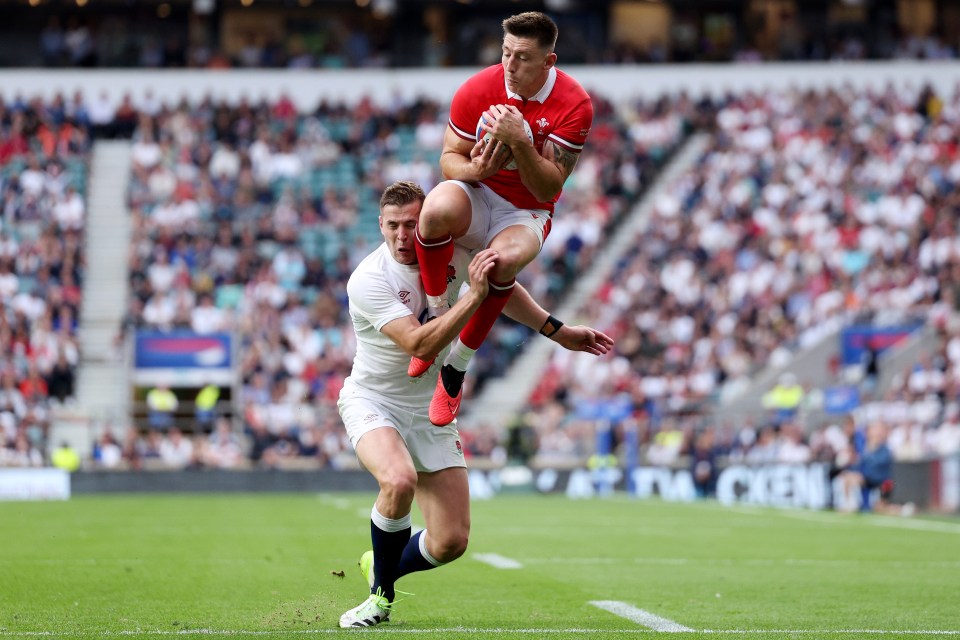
[539,314,563,338]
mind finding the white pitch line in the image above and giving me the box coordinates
[2,628,960,636]
[780,510,960,534]
[589,601,694,632]
[473,552,523,569]
[701,631,960,636]
[521,557,960,568]
[866,516,960,534]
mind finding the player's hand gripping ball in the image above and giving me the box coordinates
[476,115,534,171]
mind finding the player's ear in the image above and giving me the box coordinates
[544,52,557,69]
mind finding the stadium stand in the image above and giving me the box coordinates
[4,73,960,476]
[0,94,90,467]
[521,81,960,467]
[5,3,956,70]
[2,0,960,491]
[3,70,960,481]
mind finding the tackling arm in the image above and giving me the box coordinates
[380,249,498,359]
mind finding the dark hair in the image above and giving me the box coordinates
[502,12,558,52]
[379,180,426,210]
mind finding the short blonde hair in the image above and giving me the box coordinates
[379,181,426,211]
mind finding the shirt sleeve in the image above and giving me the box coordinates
[448,76,481,143]
[547,96,594,153]
[347,272,412,332]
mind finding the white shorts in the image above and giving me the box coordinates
[337,379,466,473]
[449,181,550,252]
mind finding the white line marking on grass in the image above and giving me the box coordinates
[701,631,960,636]
[524,557,960,568]
[780,510,960,534]
[778,511,847,526]
[2,628,960,636]
[589,601,694,632]
[315,495,352,510]
[473,552,523,569]
[866,516,960,534]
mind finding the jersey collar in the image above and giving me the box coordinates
[504,66,557,103]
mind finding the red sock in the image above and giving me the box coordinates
[460,278,515,349]
[415,229,454,297]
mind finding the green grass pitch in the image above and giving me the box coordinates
[1,493,958,639]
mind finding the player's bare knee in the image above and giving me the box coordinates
[420,188,471,238]
[488,243,534,279]
[489,254,526,283]
[432,530,469,562]
[419,200,457,238]
[418,203,447,238]
[378,470,417,505]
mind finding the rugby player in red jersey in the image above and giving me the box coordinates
[412,11,594,426]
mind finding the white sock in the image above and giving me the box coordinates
[371,505,412,532]
[419,529,444,567]
[444,339,476,372]
[426,295,449,312]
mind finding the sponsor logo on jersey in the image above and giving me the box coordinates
[398,290,412,304]
[363,414,378,423]
[455,440,463,456]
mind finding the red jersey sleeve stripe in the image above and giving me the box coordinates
[547,133,584,152]
[449,119,475,142]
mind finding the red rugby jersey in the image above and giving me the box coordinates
[447,64,593,214]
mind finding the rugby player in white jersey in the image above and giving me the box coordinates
[337,180,613,627]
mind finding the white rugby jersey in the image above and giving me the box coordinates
[344,242,472,407]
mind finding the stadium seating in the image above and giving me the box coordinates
[5,79,960,473]
[524,83,960,466]
[0,95,90,466]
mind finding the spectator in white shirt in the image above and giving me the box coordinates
[87,90,116,132]
[932,404,960,457]
[132,131,163,170]
[147,249,176,293]
[159,427,195,469]
[209,140,241,180]
[191,295,226,334]
[0,262,19,302]
[776,423,812,464]
[19,157,47,197]
[202,417,245,468]
[52,186,85,231]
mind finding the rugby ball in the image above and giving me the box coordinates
[476,115,534,171]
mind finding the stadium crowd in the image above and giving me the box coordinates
[856,325,960,462]
[521,81,960,467]
[4,79,960,479]
[32,13,959,70]
[0,93,90,468]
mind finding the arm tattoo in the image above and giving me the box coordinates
[552,144,580,179]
